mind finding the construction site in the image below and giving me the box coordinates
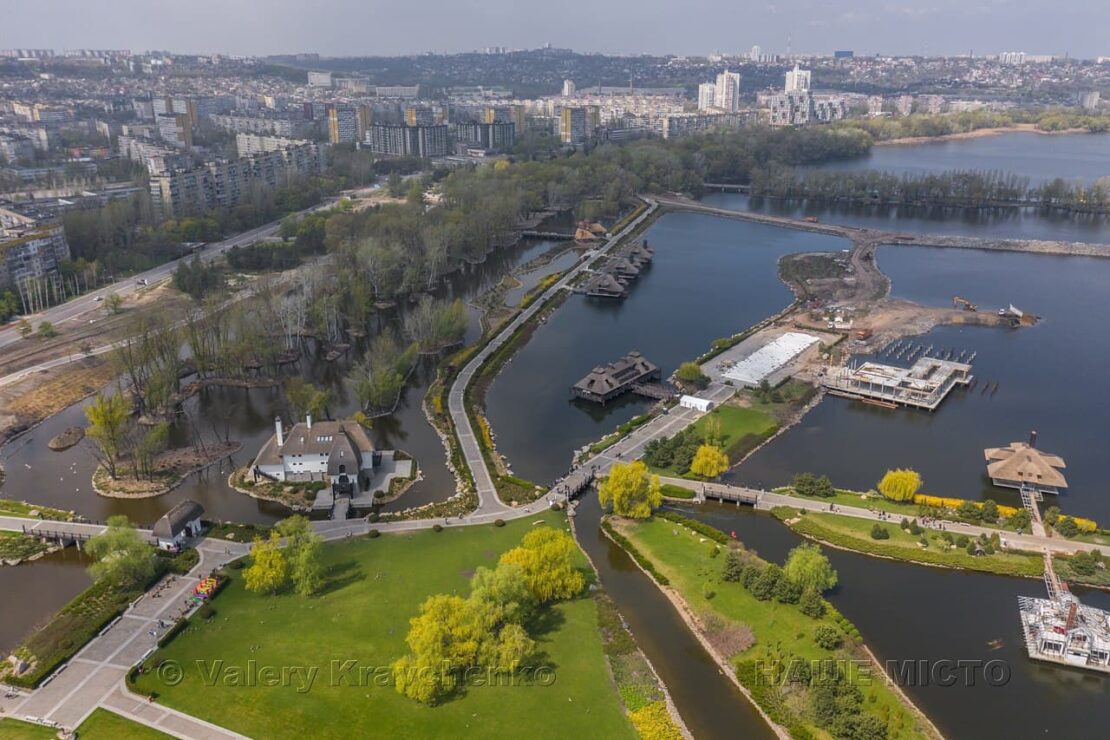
[823,355,973,411]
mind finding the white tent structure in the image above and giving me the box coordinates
[722,332,819,387]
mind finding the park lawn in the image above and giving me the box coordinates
[76,709,171,739]
[776,487,920,516]
[620,517,934,740]
[780,510,1044,578]
[133,512,635,740]
[660,484,696,499]
[775,488,1023,532]
[650,404,777,478]
[0,719,54,739]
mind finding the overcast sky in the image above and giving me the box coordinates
[2,1,1107,59]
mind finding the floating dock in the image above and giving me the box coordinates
[823,356,972,411]
[572,351,661,404]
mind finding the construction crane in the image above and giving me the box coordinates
[953,296,978,312]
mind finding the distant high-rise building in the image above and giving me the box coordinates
[784,64,811,93]
[750,45,762,61]
[327,106,359,144]
[713,71,741,113]
[1081,91,1101,111]
[559,107,587,145]
[562,79,576,97]
[405,106,436,127]
[769,92,811,126]
[697,83,717,111]
[833,50,854,59]
[364,124,448,158]
[156,113,192,149]
[307,71,333,87]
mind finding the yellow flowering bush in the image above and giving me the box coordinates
[629,701,682,740]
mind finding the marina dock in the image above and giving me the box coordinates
[823,355,972,411]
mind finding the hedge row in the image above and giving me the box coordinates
[657,510,729,544]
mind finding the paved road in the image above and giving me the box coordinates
[0,200,334,353]
[1,537,249,737]
[446,199,660,517]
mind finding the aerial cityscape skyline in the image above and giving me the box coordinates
[2,7,1110,739]
[3,0,1110,59]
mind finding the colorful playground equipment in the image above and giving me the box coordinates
[192,576,219,603]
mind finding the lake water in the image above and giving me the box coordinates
[816,130,1110,185]
[485,211,847,485]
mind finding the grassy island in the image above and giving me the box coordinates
[613,514,939,740]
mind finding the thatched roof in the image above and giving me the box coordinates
[984,442,1067,489]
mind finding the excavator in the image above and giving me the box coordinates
[953,296,978,312]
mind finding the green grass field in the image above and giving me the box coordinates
[693,404,777,456]
[621,516,935,740]
[0,710,167,740]
[133,512,634,739]
[650,404,778,478]
[780,510,1044,578]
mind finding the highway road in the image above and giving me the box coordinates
[0,200,334,352]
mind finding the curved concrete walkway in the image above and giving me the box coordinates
[445,199,660,518]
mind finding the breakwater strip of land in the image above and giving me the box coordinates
[653,195,1110,259]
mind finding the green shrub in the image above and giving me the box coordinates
[869,523,889,540]
[494,519,505,527]
[814,625,842,650]
[198,604,216,620]
[656,510,729,544]
[432,524,443,533]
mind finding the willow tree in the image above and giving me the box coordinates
[877,468,923,502]
[598,461,662,519]
[85,392,130,479]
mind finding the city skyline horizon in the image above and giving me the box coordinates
[3,1,1108,61]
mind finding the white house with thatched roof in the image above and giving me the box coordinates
[252,414,378,492]
[984,433,1067,495]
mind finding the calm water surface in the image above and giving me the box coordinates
[486,211,847,485]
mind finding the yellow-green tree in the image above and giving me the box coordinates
[84,392,130,479]
[598,460,662,519]
[86,515,154,587]
[244,532,288,594]
[690,444,729,479]
[783,543,838,593]
[499,527,585,603]
[877,468,923,502]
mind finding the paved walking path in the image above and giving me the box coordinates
[446,199,660,518]
[1,538,249,737]
[653,478,1110,558]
